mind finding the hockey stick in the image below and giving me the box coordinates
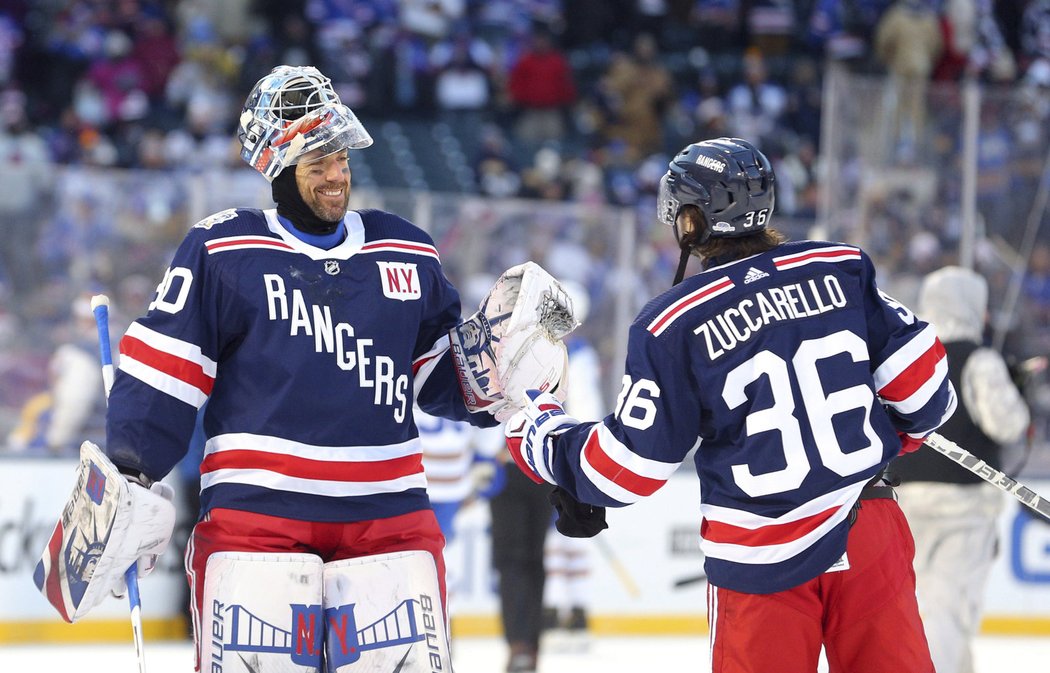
[924,432,1050,522]
[91,294,149,673]
[594,535,641,598]
[673,570,707,589]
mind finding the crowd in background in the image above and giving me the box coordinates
[4,0,1050,466]
[1,1,1044,196]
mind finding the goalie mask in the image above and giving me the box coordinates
[238,65,373,182]
[657,137,775,245]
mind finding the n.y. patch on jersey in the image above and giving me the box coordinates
[378,261,421,301]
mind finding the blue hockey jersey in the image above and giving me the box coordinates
[105,207,494,524]
[550,240,956,594]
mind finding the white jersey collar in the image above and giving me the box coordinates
[263,208,365,260]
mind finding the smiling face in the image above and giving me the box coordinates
[294,148,351,222]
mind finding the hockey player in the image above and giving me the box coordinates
[892,265,1030,673]
[506,138,957,673]
[36,65,575,673]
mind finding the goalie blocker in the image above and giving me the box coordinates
[450,262,579,422]
[34,441,176,623]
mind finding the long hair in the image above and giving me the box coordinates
[679,205,785,264]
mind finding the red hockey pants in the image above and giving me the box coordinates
[707,499,934,673]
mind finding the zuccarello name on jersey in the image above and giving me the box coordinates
[694,274,848,360]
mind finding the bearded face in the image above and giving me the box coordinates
[294,149,351,222]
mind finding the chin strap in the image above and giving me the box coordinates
[672,246,690,286]
[672,221,691,286]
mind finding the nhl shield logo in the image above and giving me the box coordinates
[377,261,421,301]
[324,260,341,275]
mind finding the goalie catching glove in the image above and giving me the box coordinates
[450,262,579,422]
[34,441,176,623]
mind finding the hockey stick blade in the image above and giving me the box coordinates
[924,432,1050,522]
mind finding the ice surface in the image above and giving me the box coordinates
[2,634,1048,672]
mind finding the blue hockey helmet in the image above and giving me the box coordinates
[657,137,775,243]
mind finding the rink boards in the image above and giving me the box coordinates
[2,456,1049,642]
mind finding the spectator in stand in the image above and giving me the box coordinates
[0,88,53,301]
[598,33,674,162]
[399,0,466,43]
[475,124,523,198]
[129,10,180,107]
[691,0,744,54]
[1022,243,1050,334]
[874,0,944,159]
[935,0,1016,83]
[782,57,823,147]
[745,0,797,56]
[725,49,786,146]
[807,0,887,62]
[83,29,148,128]
[687,69,730,142]
[432,30,495,126]
[1021,0,1050,68]
[506,27,577,150]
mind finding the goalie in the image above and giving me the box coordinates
[36,64,577,673]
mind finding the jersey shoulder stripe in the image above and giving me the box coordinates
[772,244,861,270]
[646,276,735,336]
[360,238,440,260]
[205,235,295,254]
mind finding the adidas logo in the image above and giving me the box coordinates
[743,267,769,284]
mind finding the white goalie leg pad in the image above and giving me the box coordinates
[202,552,324,673]
[450,261,578,420]
[323,550,451,673]
[34,441,175,623]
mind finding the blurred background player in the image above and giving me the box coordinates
[489,424,554,673]
[6,293,104,455]
[416,404,505,637]
[892,265,1032,673]
[417,408,505,545]
[505,137,957,673]
[542,280,603,650]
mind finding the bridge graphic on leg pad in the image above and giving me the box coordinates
[222,598,424,661]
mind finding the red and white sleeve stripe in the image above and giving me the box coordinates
[118,322,216,408]
[578,423,680,504]
[873,324,949,414]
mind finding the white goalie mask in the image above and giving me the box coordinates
[237,65,373,181]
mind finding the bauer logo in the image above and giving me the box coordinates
[378,261,421,301]
[1010,510,1050,583]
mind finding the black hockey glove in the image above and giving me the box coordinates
[549,486,607,538]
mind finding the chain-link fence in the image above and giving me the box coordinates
[820,65,1050,473]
